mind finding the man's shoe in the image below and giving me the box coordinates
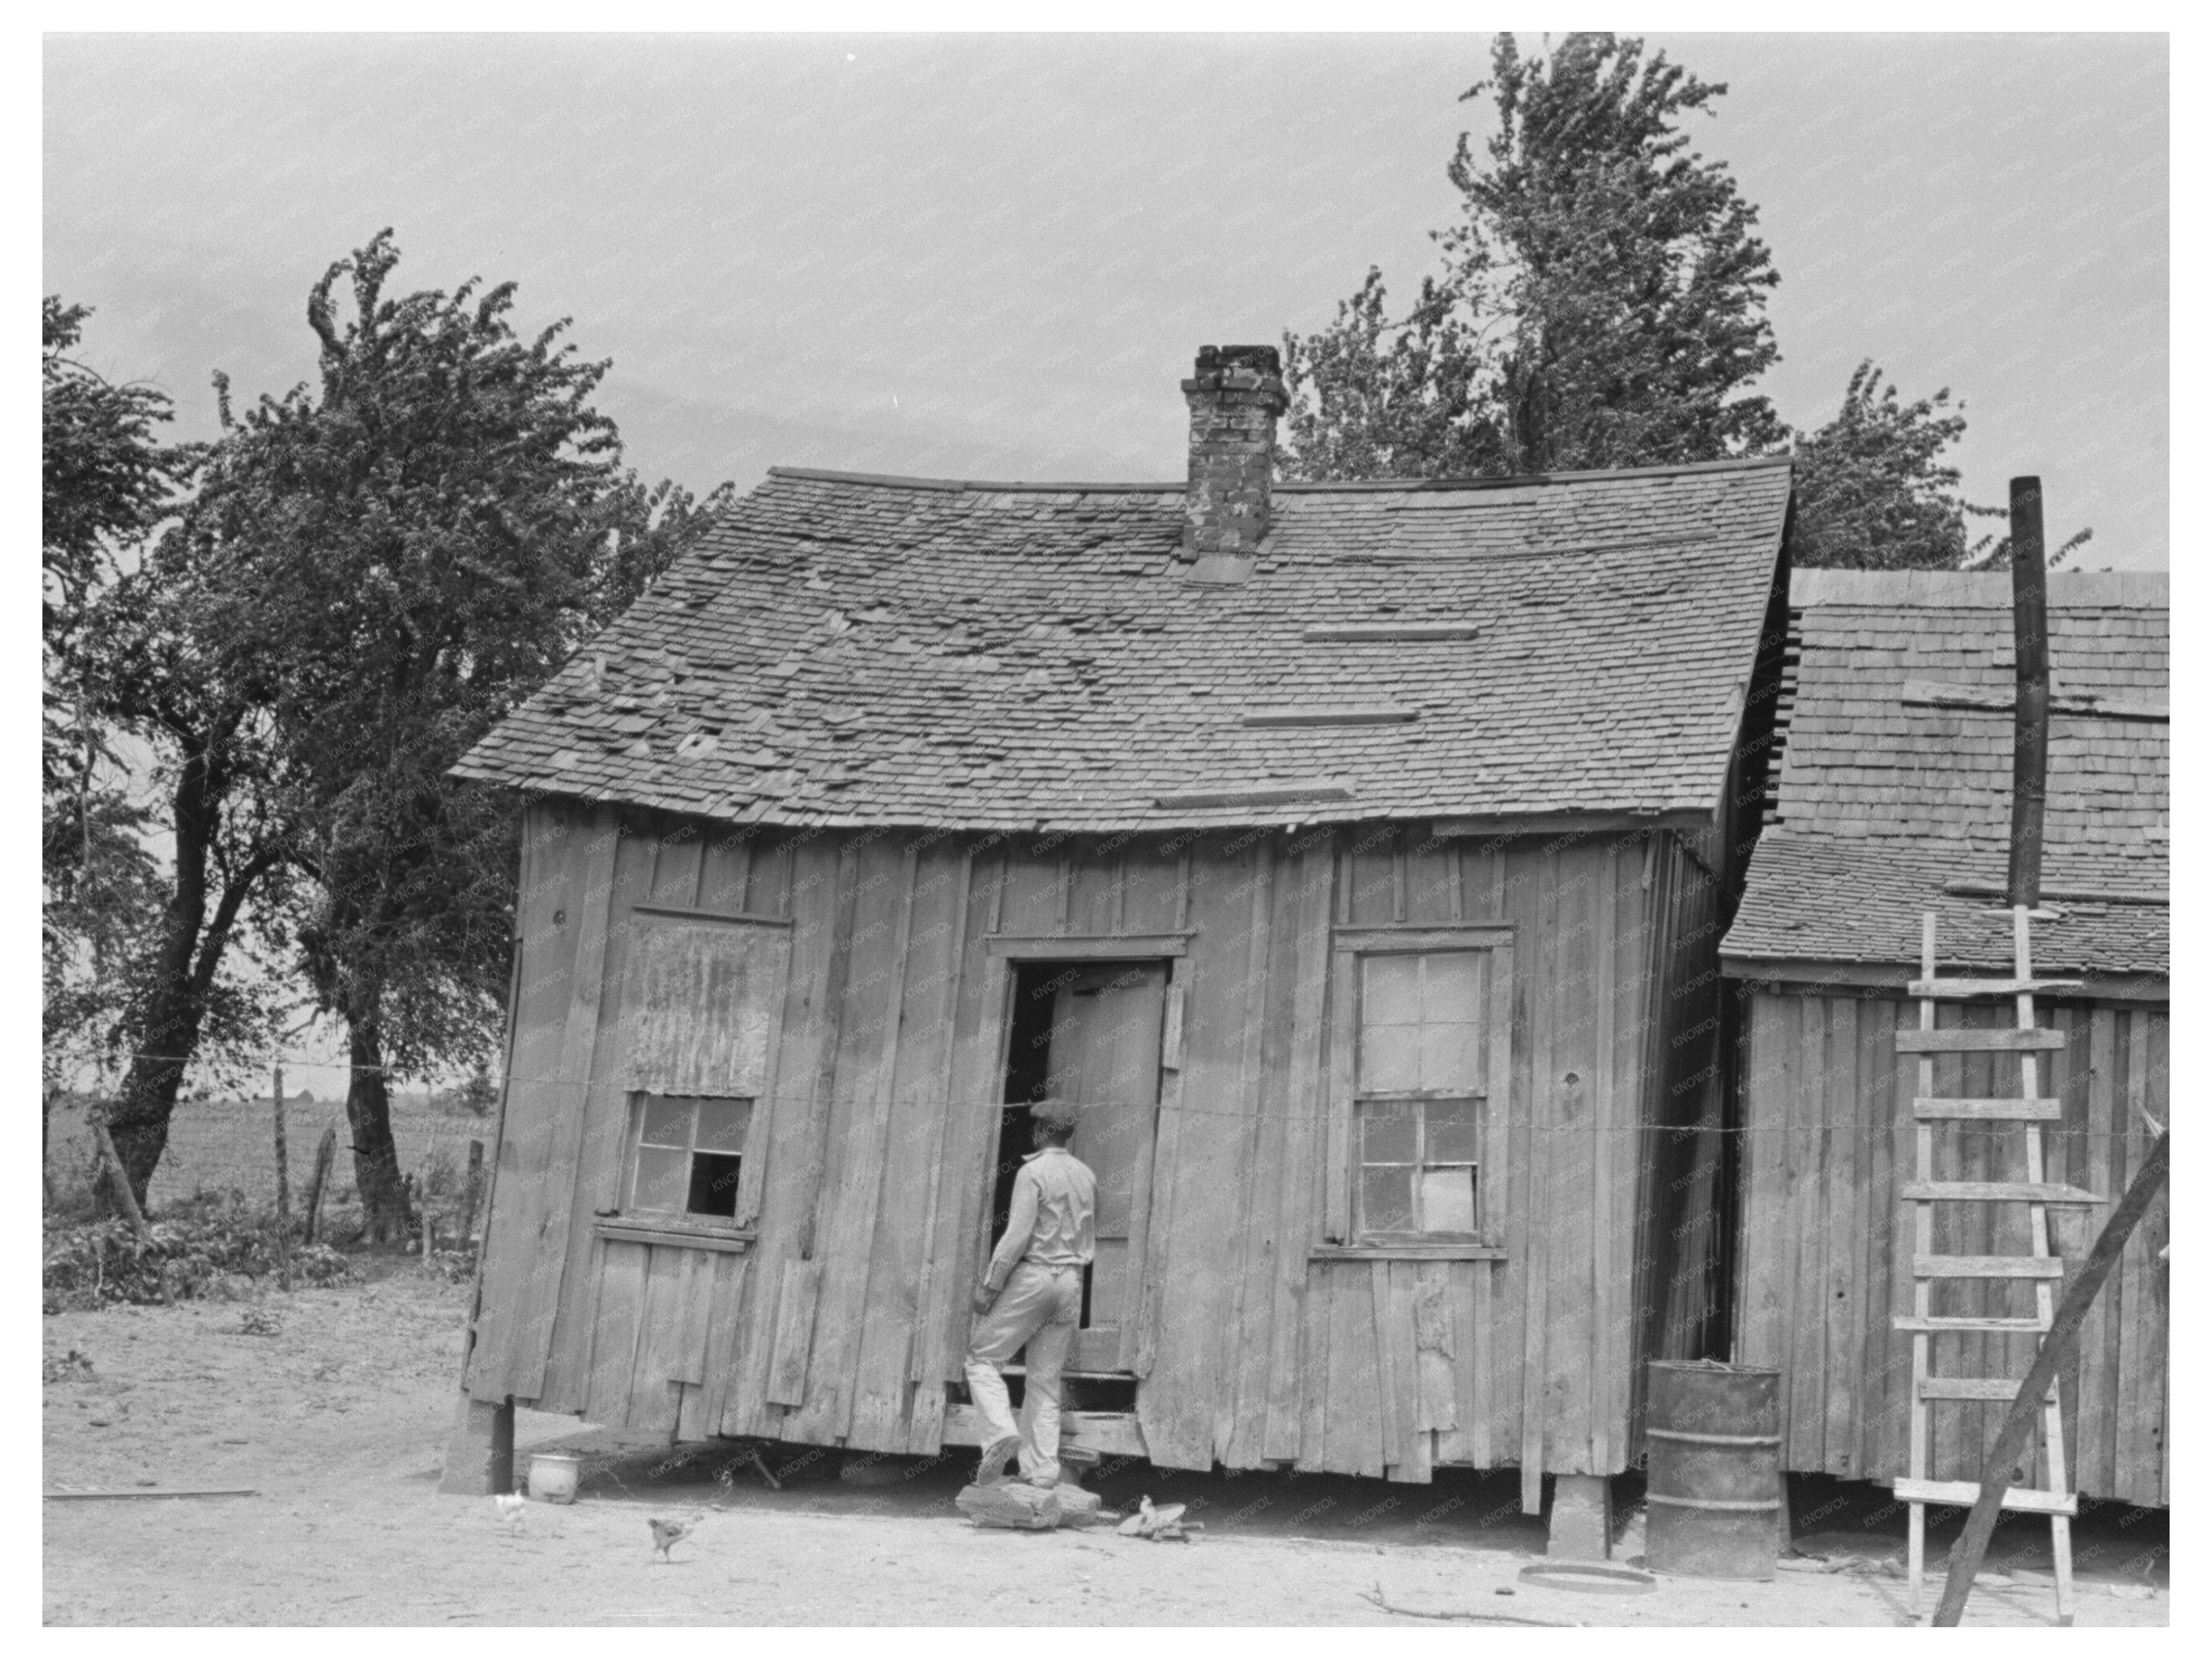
[976,1433,1020,1485]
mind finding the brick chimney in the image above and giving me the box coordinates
[1178,345,1289,568]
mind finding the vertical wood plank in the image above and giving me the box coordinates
[1516,850,1558,1511]
[582,1237,650,1425]
[1216,837,1280,1464]
[694,1252,750,1439]
[1324,1263,1384,1477]
[903,846,975,1452]
[1263,836,1335,1463]
[533,812,657,1410]
[1371,1259,1406,1473]
[1296,1253,1334,1472]
[2074,1007,2117,1494]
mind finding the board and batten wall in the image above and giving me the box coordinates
[463,797,1733,1486]
[1733,988,2169,1506]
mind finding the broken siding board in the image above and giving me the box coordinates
[1413,1262,1457,1434]
[582,1236,651,1425]
[788,837,912,1444]
[471,803,586,1400]
[693,1252,750,1440]
[766,1257,826,1409]
[511,808,631,1407]
[627,1246,693,1436]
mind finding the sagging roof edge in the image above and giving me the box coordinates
[449,769,1718,842]
[763,452,1794,497]
[1718,949,2169,1005]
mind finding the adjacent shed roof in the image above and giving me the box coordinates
[455,457,1790,833]
[1723,569,2168,984]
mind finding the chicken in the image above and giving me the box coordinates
[648,1509,705,1562]
[491,1490,527,1534]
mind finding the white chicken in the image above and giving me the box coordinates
[492,1489,528,1534]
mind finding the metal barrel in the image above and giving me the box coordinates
[1644,1362,1783,1580]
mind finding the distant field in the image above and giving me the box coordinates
[47,1091,494,1219]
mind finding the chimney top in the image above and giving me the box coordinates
[1179,345,1288,577]
[1181,344,1289,406]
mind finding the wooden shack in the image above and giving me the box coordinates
[446,346,1792,1539]
[1720,569,2168,1506]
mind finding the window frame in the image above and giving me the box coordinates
[620,1091,754,1226]
[1322,923,1514,1256]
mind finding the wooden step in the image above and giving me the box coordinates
[1913,1254,2065,1279]
[1902,1180,2104,1206]
[1919,1376,2058,1403]
[1909,977,2085,1000]
[1913,1096,2062,1121]
[1894,1028,2068,1054]
[1893,1314,2048,1334]
[1893,1476,2077,1517]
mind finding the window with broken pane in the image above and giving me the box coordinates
[1353,949,1488,1239]
[627,1093,751,1220]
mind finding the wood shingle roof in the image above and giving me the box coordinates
[1722,569,2168,983]
[453,456,1791,833]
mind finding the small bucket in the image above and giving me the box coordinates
[527,1451,582,1505]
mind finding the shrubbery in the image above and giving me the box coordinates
[42,1213,356,1313]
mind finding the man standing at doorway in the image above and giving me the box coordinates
[966,1100,1095,1488]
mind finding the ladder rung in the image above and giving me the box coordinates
[1919,1376,2057,1402]
[1893,1314,2048,1334]
[1902,1181,2104,1206]
[1909,976,2084,999]
[1894,1028,2068,1054]
[1913,1254,2065,1279]
[1893,1477,2077,1517]
[1913,1096,2062,1121]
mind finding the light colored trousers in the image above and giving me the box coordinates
[963,1261,1082,1485]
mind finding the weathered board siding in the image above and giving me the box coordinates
[1734,989,2169,1505]
[467,803,1731,1484]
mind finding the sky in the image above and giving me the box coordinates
[39,29,2173,1096]
[47,30,2168,570]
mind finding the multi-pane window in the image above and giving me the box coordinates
[1355,950,1488,1239]
[1327,926,1513,1252]
[627,1094,752,1220]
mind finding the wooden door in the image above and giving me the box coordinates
[1043,962,1168,1372]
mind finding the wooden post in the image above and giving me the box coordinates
[91,1120,152,1243]
[420,1151,435,1260]
[303,1123,337,1245]
[2006,476,2051,908]
[463,1140,485,1247]
[271,1061,291,1227]
[1932,1130,2169,1627]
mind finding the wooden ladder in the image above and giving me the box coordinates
[1894,906,2103,1625]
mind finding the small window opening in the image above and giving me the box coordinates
[629,1093,751,1221]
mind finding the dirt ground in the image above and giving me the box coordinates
[42,1270,2170,1627]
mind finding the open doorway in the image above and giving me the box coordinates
[990,957,1171,1376]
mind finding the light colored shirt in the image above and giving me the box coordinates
[984,1146,1096,1292]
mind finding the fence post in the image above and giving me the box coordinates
[464,1140,485,1248]
[91,1120,153,1243]
[303,1124,338,1246]
[271,1061,291,1226]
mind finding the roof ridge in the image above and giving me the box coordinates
[764,452,1793,497]
[1792,568,2168,610]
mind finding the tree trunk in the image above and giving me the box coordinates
[346,1018,413,1242]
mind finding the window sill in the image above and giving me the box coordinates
[1310,1242,1507,1262]
[595,1218,754,1253]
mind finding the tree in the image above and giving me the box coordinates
[194,232,730,1238]
[1792,360,2092,570]
[46,298,284,1208]
[1283,32,1784,481]
[42,299,188,1098]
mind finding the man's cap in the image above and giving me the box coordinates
[1030,1099,1079,1137]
